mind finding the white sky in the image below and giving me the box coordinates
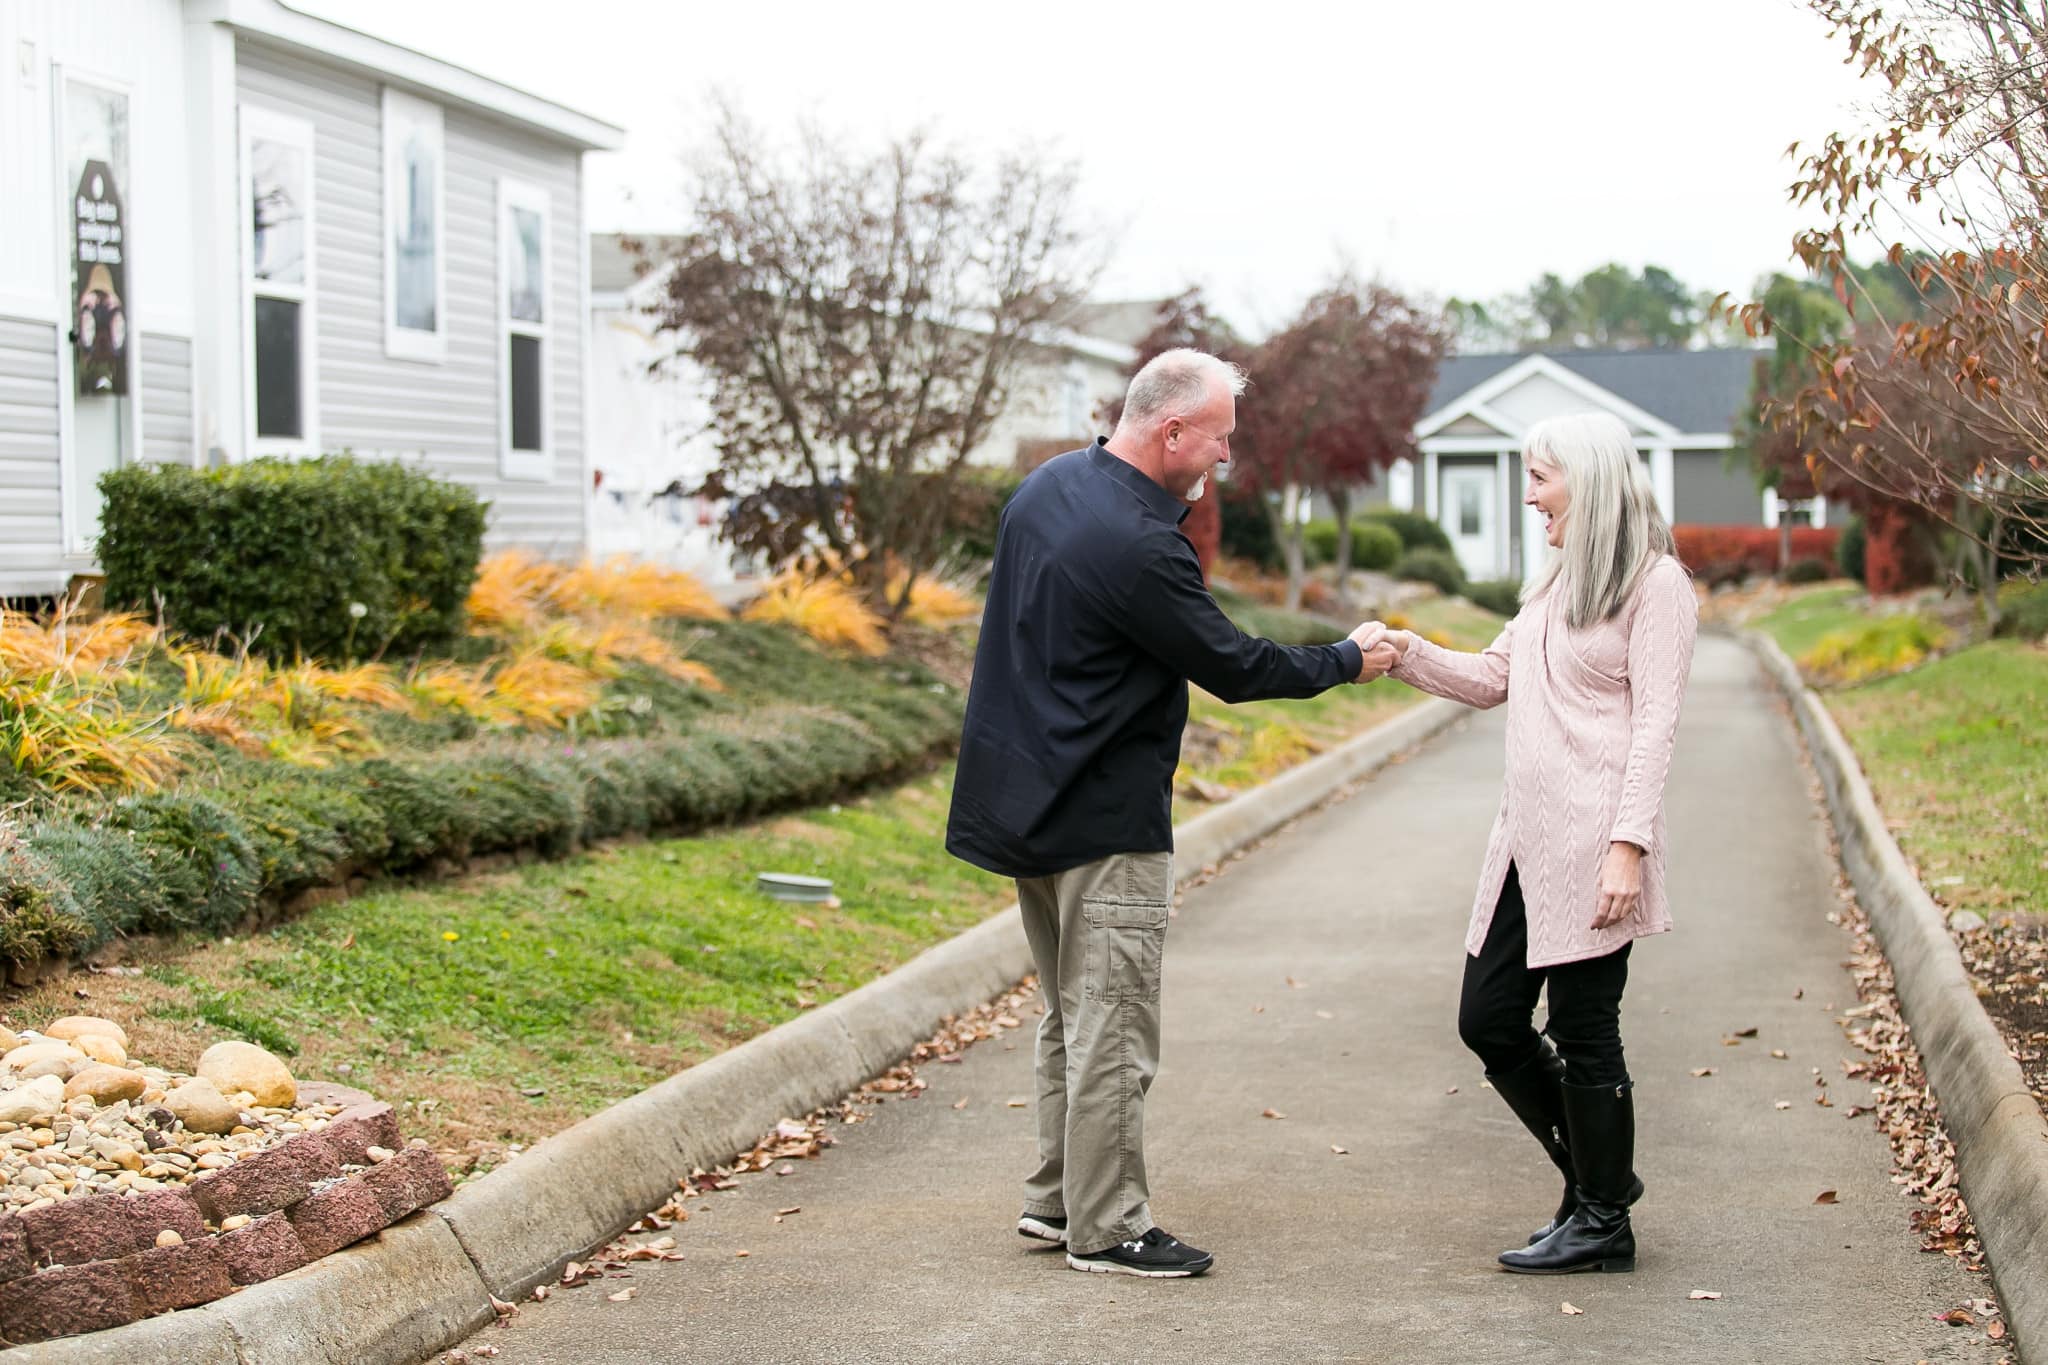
[300,0,1882,334]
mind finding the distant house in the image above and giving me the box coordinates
[0,0,622,601]
[1371,348,1819,583]
[585,233,1139,580]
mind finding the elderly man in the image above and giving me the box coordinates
[946,347,1396,1277]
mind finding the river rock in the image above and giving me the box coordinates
[44,1016,130,1049]
[2,1042,85,1072]
[0,1076,67,1125]
[73,1034,128,1067]
[0,1028,17,1053]
[66,1065,148,1106]
[164,1078,240,1136]
[196,1042,295,1109]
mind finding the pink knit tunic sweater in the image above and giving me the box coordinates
[1388,554,1699,968]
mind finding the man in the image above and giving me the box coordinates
[945,347,1398,1278]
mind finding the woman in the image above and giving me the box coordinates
[1362,411,1697,1275]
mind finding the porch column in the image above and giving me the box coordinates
[1423,448,1438,518]
[1495,447,1513,582]
[1649,446,1674,522]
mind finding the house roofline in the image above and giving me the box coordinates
[200,0,624,150]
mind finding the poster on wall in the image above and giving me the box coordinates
[72,158,128,396]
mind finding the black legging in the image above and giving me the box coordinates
[1458,863,1632,1089]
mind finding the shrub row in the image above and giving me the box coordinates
[1302,521,1403,572]
[1672,525,1842,585]
[1,622,965,970]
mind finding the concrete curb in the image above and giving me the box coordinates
[10,696,1466,1364]
[1744,630,2048,1362]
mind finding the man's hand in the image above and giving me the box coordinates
[1591,841,1644,929]
[1349,621,1412,667]
[1354,641,1399,683]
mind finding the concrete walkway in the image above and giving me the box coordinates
[444,638,2006,1364]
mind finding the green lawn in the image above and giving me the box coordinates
[1751,583,1869,660]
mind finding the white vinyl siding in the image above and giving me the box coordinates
[0,316,64,596]
[235,39,586,555]
[139,331,192,466]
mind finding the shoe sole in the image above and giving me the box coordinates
[1066,1252,1213,1278]
[1497,1258,1635,1275]
[1017,1217,1068,1244]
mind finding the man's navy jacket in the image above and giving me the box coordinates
[945,440,1364,880]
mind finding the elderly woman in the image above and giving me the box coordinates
[1363,411,1698,1275]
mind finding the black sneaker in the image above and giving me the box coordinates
[1018,1212,1068,1244]
[1066,1227,1213,1278]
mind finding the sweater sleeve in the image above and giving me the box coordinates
[1609,560,1699,852]
[1386,616,1516,710]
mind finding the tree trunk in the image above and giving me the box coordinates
[1777,504,1792,575]
[1329,485,1354,612]
[1280,483,1307,612]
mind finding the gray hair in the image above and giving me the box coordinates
[1119,348,1246,429]
[1524,412,1675,628]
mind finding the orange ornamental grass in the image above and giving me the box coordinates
[891,571,979,628]
[743,569,888,657]
[1,676,186,794]
[0,607,163,685]
[550,556,727,622]
[466,551,566,634]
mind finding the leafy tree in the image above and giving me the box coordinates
[1449,263,1707,352]
[639,102,1104,617]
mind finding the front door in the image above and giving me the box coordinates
[56,71,136,557]
[1442,465,1497,580]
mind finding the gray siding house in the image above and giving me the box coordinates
[1367,348,1821,583]
[0,0,621,601]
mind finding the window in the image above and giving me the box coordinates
[1458,482,1483,536]
[242,108,317,454]
[382,89,444,361]
[498,178,550,479]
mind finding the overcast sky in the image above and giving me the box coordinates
[301,0,1882,334]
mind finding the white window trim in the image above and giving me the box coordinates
[51,63,146,560]
[498,176,552,481]
[381,87,446,363]
[240,106,319,459]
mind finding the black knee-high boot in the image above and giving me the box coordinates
[1487,1047,1645,1245]
[1497,1080,1637,1274]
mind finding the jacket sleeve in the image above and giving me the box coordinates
[1387,617,1516,710]
[1118,548,1362,703]
[1609,561,1700,852]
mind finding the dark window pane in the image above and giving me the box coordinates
[254,296,302,438]
[510,333,543,452]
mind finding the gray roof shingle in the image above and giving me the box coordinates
[1428,348,1763,436]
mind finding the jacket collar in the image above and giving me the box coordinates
[1087,437,1192,525]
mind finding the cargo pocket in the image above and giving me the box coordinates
[1082,897,1168,1003]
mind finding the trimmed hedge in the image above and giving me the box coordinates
[1,622,967,970]
[98,456,487,662]
[1395,549,1466,596]
[1363,508,1454,556]
[1303,520,1403,572]
[1462,578,1524,617]
[1837,516,1867,584]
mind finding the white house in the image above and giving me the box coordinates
[586,232,1140,581]
[1370,348,1822,583]
[0,0,622,601]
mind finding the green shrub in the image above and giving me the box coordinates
[1219,485,1278,569]
[1781,557,1834,584]
[1396,549,1466,595]
[1995,579,2048,639]
[1302,520,1403,571]
[98,456,486,662]
[19,819,164,944]
[106,792,263,933]
[1363,508,1454,556]
[1463,578,1524,617]
[1837,515,1867,585]
[0,832,93,967]
[946,470,1028,566]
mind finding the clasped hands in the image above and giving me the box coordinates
[1346,620,1414,683]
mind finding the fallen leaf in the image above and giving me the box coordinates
[1793,987,1803,999]
[1285,976,1306,989]
[1331,1145,1349,1155]
[776,1206,800,1217]
[795,995,817,1009]
[1446,1086,1459,1095]
[1935,1308,1975,1326]
[794,916,819,930]
[1688,1290,1723,1301]
[1734,1026,1759,1037]
[1989,1319,2007,1340]
[1261,1108,1287,1120]
[1314,1010,1334,1020]
[488,1294,518,1318]
[1814,1190,1839,1204]
[1770,1049,1788,1060]
[1722,1037,1743,1047]
[531,1285,551,1302]
[607,1287,637,1303]
[736,1250,750,1258]
[1252,1004,1266,1014]
[1006,1097,1029,1108]
[776,1163,796,1176]
[1690,1067,1718,1078]
[952,1097,969,1110]
[1775,1101,1793,1110]
[1561,1302,1584,1316]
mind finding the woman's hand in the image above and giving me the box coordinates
[1591,841,1644,929]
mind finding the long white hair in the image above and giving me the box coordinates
[1524,412,1675,629]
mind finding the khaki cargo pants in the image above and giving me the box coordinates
[1015,850,1172,1256]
